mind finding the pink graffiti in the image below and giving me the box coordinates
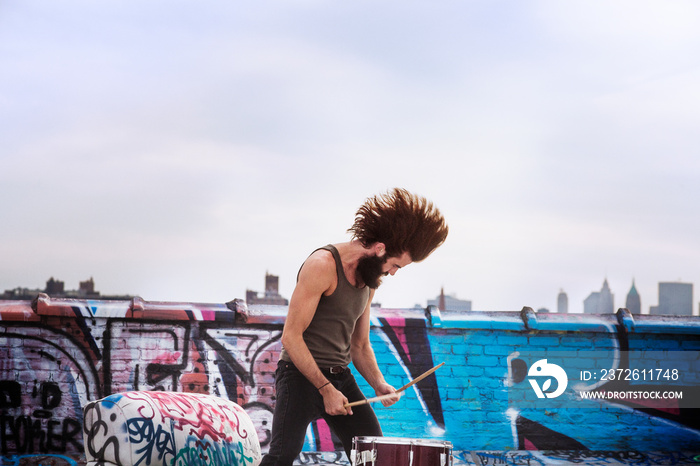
[123,391,250,443]
[382,316,411,363]
[315,419,335,452]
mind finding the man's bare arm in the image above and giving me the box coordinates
[350,290,400,407]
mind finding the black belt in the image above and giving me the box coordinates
[324,365,347,375]
[280,360,347,375]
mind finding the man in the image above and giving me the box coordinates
[260,188,448,465]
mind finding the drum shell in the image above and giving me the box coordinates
[352,436,452,466]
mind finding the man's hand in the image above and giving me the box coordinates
[374,382,402,407]
[320,384,353,416]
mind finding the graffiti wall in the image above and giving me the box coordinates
[1,295,699,465]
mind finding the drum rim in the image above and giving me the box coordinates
[353,436,453,448]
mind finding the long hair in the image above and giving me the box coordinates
[348,188,448,262]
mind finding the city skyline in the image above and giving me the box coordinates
[3,274,697,316]
[2,2,699,315]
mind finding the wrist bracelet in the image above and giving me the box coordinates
[317,382,331,391]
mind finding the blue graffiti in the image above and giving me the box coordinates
[172,436,255,466]
[0,454,79,466]
[126,417,177,466]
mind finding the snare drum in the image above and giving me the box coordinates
[352,436,453,466]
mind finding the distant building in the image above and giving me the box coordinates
[625,280,641,315]
[1,277,129,300]
[650,282,693,316]
[79,277,98,297]
[1,286,43,300]
[583,279,615,314]
[583,293,598,314]
[45,277,65,295]
[427,288,471,312]
[246,272,289,306]
[557,289,568,314]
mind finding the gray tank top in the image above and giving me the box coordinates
[280,244,370,368]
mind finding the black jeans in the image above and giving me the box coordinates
[260,360,382,466]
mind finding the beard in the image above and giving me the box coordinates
[356,254,388,289]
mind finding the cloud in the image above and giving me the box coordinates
[1,1,698,313]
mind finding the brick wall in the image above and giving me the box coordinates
[1,295,699,465]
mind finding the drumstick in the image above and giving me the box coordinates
[396,361,445,393]
[344,362,445,408]
[344,392,398,408]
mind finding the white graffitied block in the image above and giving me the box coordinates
[83,391,262,466]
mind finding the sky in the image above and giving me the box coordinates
[1,1,699,314]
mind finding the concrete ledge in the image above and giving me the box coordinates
[5,297,698,335]
[296,450,700,465]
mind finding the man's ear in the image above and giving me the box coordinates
[374,242,387,257]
